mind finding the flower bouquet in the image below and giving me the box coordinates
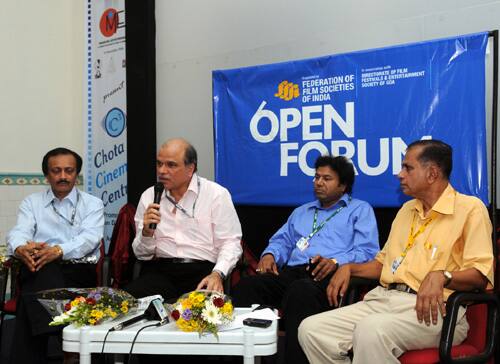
[169,290,234,338]
[37,287,137,327]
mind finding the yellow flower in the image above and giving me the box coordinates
[221,302,233,315]
[91,310,104,319]
[104,307,116,318]
[88,318,96,325]
[189,292,205,305]
[177,317,201,332]
[173,291,235,336]
[121,305,128,313]
[181,299,193,310]
[71,296,86,307]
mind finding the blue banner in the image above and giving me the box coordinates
[213,33,489,207]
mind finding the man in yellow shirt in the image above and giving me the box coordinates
[298,139,494,364]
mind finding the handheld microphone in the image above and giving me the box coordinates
[110,298,168,331]
[149,182,165,230]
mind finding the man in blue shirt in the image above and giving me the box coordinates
[232,155,379,364]
[7,147,104,364]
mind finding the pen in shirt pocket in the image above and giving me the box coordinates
[430,245,438,260]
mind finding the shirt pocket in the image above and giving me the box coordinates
[406,241,444,280]
[182,215,213,245]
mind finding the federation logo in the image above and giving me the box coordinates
[100,8,124,37]
[274,80,300,101]
[103,108,126,138]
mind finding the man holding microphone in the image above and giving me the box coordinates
[125,138,242,300]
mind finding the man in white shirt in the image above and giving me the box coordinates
[125,138,242,299]
[7,147,104,364]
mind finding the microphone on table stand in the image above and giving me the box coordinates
[110,298,168,331]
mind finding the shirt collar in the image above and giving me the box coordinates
[414,183,455,216]
[311,193,350,210]
[187,173,200,196]
[44,187,79,207]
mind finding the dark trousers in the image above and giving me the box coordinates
[232,265,335,364]
[124,260,216,364]
[9,261,96,364]
[124,260,215,301]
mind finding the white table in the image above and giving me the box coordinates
[63,308,278,364]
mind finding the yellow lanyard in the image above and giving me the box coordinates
[400,211,435,259]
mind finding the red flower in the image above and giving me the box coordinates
[212,297,224,308]
[86,298,96,305]
[64,303,72,311]
[171,310,180,320]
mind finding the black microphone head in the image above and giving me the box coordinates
[150,183,164,230]
[153,182,165,202]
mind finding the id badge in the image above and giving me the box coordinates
[296,237,309,251]
[391,257,402,274]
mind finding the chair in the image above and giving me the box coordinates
[108,203,137,288]
[0,240,109,342]
[398,225,500,363]
[343,278,500,364]
[96,239,109,286]
[0,241,110,361]
[0,259,19,345]
[400,290,499,364]
[342,277,379,306]
[229,239,259,292]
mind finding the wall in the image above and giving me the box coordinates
[0,1,84,244]
[155,0,500,205]
[1,1,499,244]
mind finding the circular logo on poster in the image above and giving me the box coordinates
[103,108,126,138]
[100,8,118,37]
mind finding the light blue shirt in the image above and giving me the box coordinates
[7,187,104,261]
[262,194,379,267]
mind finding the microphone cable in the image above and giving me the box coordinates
[100,327,112,357]
[127,320,168,364]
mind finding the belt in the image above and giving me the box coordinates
[59,256,99,264]
[157,258,203,264]
[387,283,417,294]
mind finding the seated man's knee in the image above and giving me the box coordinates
[353,314,387,347]
[297,315,316,346]
[232,275,268,306]
[282,278,321,311]
[289,278,316,295]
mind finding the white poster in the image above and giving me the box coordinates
[84,0,127,249]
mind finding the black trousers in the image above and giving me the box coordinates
[124,260,216,364]
[231,265,335,364]
[124,260,215,301]
[9,261,96,364]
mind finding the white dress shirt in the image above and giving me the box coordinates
[132,174,243,276]
[7,187,104,261]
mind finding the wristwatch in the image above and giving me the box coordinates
[443,270,452,287]
[54,245,64,259]
[213,269,226,280]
